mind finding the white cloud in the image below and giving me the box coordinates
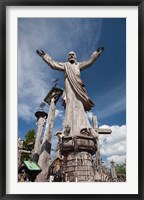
[18,103,34,122]
[18,37,53,122]
[55,109,64,119]
[107,155,126,165]
[99,125,126,165]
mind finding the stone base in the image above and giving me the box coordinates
[61,135,97,155]
[63,151,95,182]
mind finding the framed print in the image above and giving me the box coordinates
[0,0,144,199]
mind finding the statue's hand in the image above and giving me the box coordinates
[36,50,45,57]
[97,47,104,53]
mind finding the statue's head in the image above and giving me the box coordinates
[68,51,76,63]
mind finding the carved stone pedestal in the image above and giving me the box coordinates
[61,135,97,182]
[64,151,95,182]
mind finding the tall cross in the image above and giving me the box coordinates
[92,115,111,180]
[35,86,63,182]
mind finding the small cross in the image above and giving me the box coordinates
[92,116,112,135]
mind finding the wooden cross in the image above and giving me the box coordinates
[92,116,112,135]
[92,115,111,181]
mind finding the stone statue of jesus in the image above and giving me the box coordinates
[36,47,104,137]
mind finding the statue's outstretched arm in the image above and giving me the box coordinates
[36,50,64,72]
[79,47,104,71]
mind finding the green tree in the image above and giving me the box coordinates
[23,129,36,150]
[20,129,36,162]
[116,163,126,175]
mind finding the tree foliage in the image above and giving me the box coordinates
[116,163,126,175]
[20,129,36,162]
[23,128,36,149]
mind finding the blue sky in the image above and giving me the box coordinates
[18,18,126,166]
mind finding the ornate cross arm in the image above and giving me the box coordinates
[92,115,112,135]
[98,128,112,134]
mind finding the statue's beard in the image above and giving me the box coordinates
[68,58,76,64]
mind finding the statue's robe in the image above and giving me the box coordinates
[42,51,101,136]
[64,63,94,111]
